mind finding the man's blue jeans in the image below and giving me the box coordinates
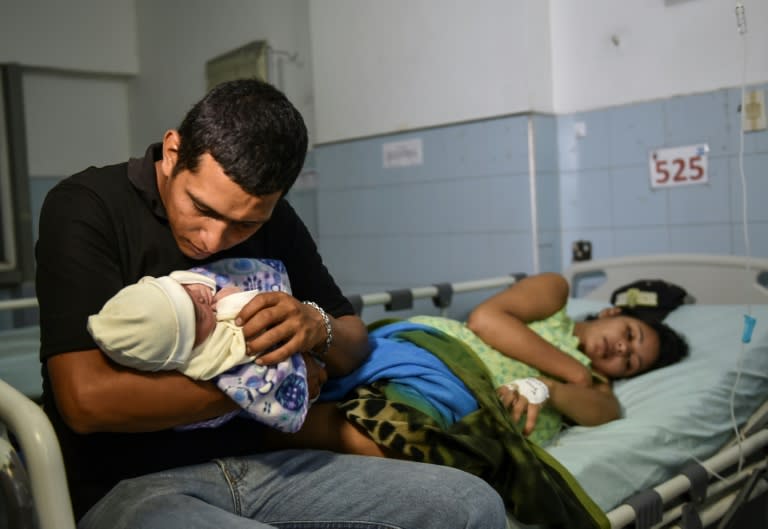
[79,449,507,529]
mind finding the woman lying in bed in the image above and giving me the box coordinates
[461,272,690,435]
[280,273,689,449]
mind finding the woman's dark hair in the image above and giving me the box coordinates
[175,78,308,196]
[586,308,690,374]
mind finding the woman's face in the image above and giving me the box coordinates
[578,315,660,378]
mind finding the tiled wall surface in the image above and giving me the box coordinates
[306,84,767,315]
[5,84,765,326]
[311,115,537,319]
[556,84,767,270]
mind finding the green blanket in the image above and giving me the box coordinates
[337,322,609,529]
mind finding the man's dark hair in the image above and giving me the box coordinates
[586,308,690,375]
[175,78,308,196]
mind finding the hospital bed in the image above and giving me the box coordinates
[1,253,767,529]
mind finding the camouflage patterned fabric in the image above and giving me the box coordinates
[337,323,609,529]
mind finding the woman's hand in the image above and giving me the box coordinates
[301,352,328,401]
[497,384,544,436]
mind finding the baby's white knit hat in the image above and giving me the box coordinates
[87,275,200,371]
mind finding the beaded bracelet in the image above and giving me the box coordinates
[302,301,333,358]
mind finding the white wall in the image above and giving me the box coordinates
[309,0,553,144]
[130,0,315,152]
[550,0,768,114]
[23,72,132,177]
[0,0,137,179]
[0,0,139,74]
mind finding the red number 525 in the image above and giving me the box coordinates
[654,155,704,184]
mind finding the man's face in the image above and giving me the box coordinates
[157,133,281,260]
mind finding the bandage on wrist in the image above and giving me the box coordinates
[504,377,550,405]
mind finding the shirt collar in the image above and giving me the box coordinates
[128,143,167,219]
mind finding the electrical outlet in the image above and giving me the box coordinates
[743,90,766,132]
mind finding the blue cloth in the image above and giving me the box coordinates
[320,321,478,425]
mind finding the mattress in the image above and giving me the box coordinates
[546,298,768,511]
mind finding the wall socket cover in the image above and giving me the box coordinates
[743,90,767,132]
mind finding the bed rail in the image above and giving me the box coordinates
[0,297,37,311]
[346,274,522,316]
[607,428,768,529]
[0,378,75,529]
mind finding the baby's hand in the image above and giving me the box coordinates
[214,285,242,302]
[183,283,214,306]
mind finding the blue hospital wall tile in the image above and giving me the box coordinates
[663,90,732,156]
[533,114,559,172]
[611,166,669,228]
[668,224,733,254]
[729,153,768,223]
[318,234,386,286]
[536,170,561,232]
[608,101,665,167]
[537,229,562,273]
[315,114,538,293]
[560,169,613,229]
[613,227,670,257]
[316,187,376,236]
[667,156,731,224]
[421,125,482,181]
[314,141,372,189]
[287,190,318,240]
[318,175,531,237]
[460,117,531,177]
[324,231,533,295]
[725,83,768,155]
[731,222,768,256]
[449,175,532,232]
[557,109,612,172]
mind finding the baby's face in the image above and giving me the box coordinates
[183,283,217,346]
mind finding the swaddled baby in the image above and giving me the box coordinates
[87,270,309,432]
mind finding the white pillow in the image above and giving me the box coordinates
[547,302,768,511]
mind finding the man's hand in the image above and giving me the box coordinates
[236,291,328,365]
[497,384,543,436]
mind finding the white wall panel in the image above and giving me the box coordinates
[23,71,132,177]
[310,0,553,143]
[0,0,139,75]
[550,0,768,113]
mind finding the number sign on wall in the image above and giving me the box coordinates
[649,144,709,189]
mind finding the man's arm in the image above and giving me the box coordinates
[466,273,591,386]
[47,349,238,434]
[312,313,370,377]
